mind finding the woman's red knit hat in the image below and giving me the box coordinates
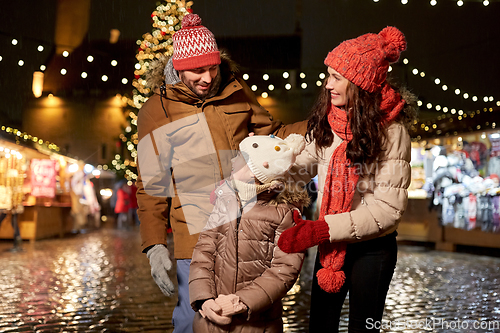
[172,14,221,71]
[324,26,407,93]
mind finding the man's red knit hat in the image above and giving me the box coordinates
[172,14,221,71]
[324,26,407,93]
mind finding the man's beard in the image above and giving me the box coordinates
[180,71,222,100]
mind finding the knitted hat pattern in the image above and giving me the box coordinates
[172,14,221,71]
[239,134,306,184]
[324,26,407,93]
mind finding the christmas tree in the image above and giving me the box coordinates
[106,0,193,181]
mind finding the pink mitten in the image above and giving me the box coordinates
[215,294,248,316]
[200,299,232,325]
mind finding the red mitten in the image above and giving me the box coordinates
[278,210,330,253]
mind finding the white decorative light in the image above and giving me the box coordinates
[420,72,426,77]
[12,39,18,45]
[442,85,448,91]
[434,78,440,84]
[87,55,94,62]
[283,72,290,79]
[316,80,322,86]
[261,92,268,98]
[388,66,392,72]
[443,107,448,113]
[243,74,249,80]
[101,75,108,82]
[319,73,326,79]
[134,63,141,69]
[300,72,306,79]
[251,85,257,91]
[60,68,67,75]
[451,108,456,114]
[435,105,441,111]
[472,96,478,102]
[463,93,469,99]
[483,96,489,102]
[18,60,24,66]
[412,68,418,75]
[417,100,423,107]
[483,0,489,6]
[111,60,118,66]
[489,96,494,102]
[62,51,69,57]
[37,45,44,52]
[263,74,269,81]
[457,0,463,6]
[430,0,437,6]
[122,78,128,84]
[402,0,408,4]
[268,84,274,91]
[40,65,46,71]
[301,83,307,89]
[81,72,88,78]
[454,89,460,95]
[285,83,292,90]
[403,58,409,64]
[426,103,432,109]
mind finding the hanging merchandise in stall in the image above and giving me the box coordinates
[424,131,500,236]
[30,159,57,198]
[0,148,25,213]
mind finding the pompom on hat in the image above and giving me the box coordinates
[324,26,407,93]
[172,14,221,71]
[239,134,306,184]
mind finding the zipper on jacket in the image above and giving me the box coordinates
[233,196,243,293]
[361,195,366,205]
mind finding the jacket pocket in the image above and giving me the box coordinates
[217,101,251,114]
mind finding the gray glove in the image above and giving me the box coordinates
[147,244,175,296]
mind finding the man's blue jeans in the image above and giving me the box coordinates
[172,259,196,333]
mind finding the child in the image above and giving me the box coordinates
[189,133,309,332]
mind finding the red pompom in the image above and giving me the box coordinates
[380,26,406,52]
[317,267,346,293]
[181,13,202,28]
[187,8,193,13]
[380,26,406,62]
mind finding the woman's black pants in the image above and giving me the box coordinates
[309,232,398,332]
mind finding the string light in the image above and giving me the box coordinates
[37,45,44,52]
[62,51,69,57]
[282,72,289,79]
[0,126,60,152]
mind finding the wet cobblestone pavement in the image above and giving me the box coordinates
[1,228,499,332]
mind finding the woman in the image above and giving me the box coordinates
[278,26,418,332]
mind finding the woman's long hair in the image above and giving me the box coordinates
[306,79,417,168]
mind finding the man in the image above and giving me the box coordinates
[136,13,306,333]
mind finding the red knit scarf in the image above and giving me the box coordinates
[317,83,406,293]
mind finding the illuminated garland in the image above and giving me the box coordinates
[0,125,60,153]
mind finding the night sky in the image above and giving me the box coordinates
[1,0,498,127]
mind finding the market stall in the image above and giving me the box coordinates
[0,134,101,242]
[398,130,500,251]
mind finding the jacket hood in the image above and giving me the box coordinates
[261,182,311,208]
[143,49,239,94]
